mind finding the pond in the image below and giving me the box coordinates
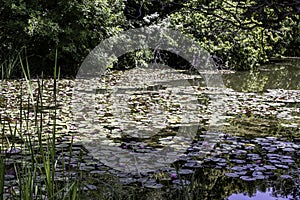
[0,59,299,199]
[223,58,300,92]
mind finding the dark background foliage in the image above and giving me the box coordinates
[0,0,299,78]
[0,0,125,77]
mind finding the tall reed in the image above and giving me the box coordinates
[0,51,81,199]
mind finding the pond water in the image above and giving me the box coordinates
[222,59,300,200]
[222,58,300,92]
[0,59,299,199]
[229,189,293,200]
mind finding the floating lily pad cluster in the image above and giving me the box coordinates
[172,135,300,183]
[0,67,299,199]
[0,79,75,149]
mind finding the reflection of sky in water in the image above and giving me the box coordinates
[229,188,292,200]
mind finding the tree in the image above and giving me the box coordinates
[0,0,125,77]
[169,0,300,69]
[123,0,300,70]
[1,0,299,77]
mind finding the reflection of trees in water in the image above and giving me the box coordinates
[223,59,300,92]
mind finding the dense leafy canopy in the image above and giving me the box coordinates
[169,0,300,69]
[0,0,299,77]
[0,0,125,77]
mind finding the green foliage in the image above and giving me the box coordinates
[0,0,125,77]
[119,0,300,71]
[123,0,185,27]
[168,0,300,70]
[0,0,299,76]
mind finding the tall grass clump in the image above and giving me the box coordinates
[1,51,20,79]
[0,52,82,199]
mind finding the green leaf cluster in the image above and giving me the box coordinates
[1,0,299,76]
[168,0,300,70]
[0,0,125,77]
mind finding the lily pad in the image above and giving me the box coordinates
[225,172,240,178]
[240,176,256,181]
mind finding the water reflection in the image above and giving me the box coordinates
[83,60,299,199]
[229,188,293,200]
[222,58,300,92]
[1,59,299,199]
[219,59,300,200]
